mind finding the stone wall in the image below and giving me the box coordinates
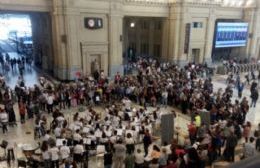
[1,0,259,79]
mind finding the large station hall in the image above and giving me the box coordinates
[1,0,260,168]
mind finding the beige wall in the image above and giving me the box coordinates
[1,0,260,79]
[79,14,108,43]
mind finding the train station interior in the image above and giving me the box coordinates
[1,0,260,168]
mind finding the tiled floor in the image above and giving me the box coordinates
[0,46,259,167]
[0,72,258,168]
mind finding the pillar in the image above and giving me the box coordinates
[149,20,154,56]
[245,5,260,60]
[161,18,169,61]
[168,4,181,62]
[109,1,124,77]
[52,0,81,80]
[204,12,216,64]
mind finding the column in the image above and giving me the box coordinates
[177,6,190,66]
[109,1,124,76]
[65,11,81,80]
[204,12,216,64]
[245,7,260,59]
[51,0,81,80]
[136,18,141,56]
[168,5,181,62]
[161,18,169,60]
[149,20,154,56]
[52,0,68,80]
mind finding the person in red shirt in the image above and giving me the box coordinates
[188,121,197,145]
[19,100,26,124]
[165,160,177,168]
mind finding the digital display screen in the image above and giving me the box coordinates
[215,22,249,48]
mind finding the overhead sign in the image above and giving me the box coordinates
[215,22,249,48]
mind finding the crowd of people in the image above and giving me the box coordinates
[0,56,259,168]
[0,52,33,76]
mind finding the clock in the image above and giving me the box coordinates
[88,19,95,28]
[84,18,103,29]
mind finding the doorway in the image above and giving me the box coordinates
[90,54,101,75]
[192,48,200,63]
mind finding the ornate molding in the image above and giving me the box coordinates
[124,0,169,7]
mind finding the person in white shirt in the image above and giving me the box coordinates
[49,144,59,168]
[43,130,51,142]
[60,141,70,161]
[110,130,119,144]
[73,140,84,163]
[161,89,168,107]
[135,148,144,167]
[73,129,82,143]
[122,97,132,111]
[41,141,50,168]
[125,133,135,154]
[56,115,65,128]
[0,109,8,134]
[243,137,256,159]
[47,93,54,113]
[54,126,62,138]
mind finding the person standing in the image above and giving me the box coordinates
[143,129,152,157]
[194,112,201,129]
[243,137,256,159]
[60,140,70,161]
[47,92,54,113]
[0,108,8,134]
[125,133,135,154]
[188,121,197,145]
[5,101,17,126]
[237,82,244,99]
[224,131,238,162]
[104,149,113,168]
[161,89,168,108]
[49,144,59,168]
[134,149,144,168]
[41,141,51,168]
[250,89,259,108]
[73,140,84,163]
[18,100,26,124]
[113,139,126,168]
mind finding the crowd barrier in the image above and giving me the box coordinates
[216,63,260,75]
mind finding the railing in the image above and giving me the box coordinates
[216,63,260,75]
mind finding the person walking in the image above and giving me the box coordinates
[237,82,244,99]
[250,89,259,108]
